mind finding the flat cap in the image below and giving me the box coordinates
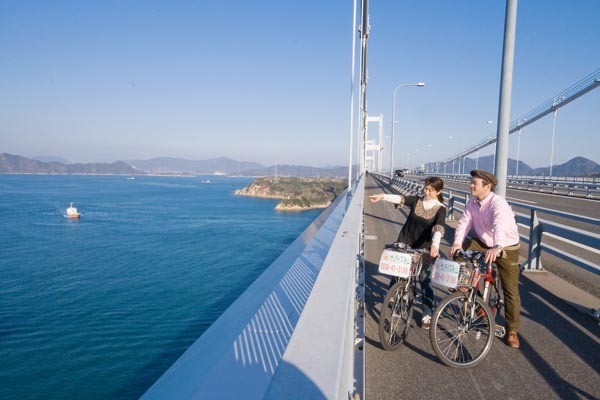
[470,169,498,186]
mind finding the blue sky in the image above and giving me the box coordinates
[1,1,598,168]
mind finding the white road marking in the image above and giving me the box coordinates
[507,196,537,204]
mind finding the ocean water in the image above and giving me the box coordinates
[0,175,322,400]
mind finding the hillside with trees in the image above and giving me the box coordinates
[234,177,347,211]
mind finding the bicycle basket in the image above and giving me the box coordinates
[457,262,475,287]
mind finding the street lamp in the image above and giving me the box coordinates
[389,82,425,177]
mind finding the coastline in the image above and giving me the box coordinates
[275,203,330,211]
[234,192,331,212]
[233,191,288,200]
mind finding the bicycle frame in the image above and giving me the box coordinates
[454,252,504,336]
[429,250,503,367]
[378,243,429,351]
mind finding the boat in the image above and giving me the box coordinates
[201,179,211,183]
[65,202,81,219]
[127,177,135,180]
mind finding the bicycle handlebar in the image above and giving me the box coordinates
[454,249,496,276]
[454,249,484,260]
[387,242,430,255]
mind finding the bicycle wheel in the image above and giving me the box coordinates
[429,292,494,368]
[379,279,413,351]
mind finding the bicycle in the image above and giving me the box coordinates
[429,250,505,368]
[378,242,429,351]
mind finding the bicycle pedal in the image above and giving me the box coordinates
[494,325,506,338]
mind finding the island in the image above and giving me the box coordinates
[234,177,347,211]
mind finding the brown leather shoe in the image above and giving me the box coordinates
[506,331,520,348]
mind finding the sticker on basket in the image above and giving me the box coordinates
[431,258,461,289]
[378,249,413,278]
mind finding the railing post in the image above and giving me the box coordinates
[522,209,543,271]
[446,191,455,221]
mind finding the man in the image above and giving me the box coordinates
[450,170,522,348]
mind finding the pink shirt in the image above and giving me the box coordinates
[453,192,520,249]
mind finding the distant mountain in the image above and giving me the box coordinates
[437,155,598,177]
[127,157,264,175]
[454,155,535,175]
[0,153,351,177]
[126,157,350,177]
[31,155,71,164]
[531,156,600,176]
[0,153,144,175]
[239,164,348,178]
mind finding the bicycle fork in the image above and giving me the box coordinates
[482,279,506,339]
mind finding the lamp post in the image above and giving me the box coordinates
[492,137,497,172]
[389,82,425,177]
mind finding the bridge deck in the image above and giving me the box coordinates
[363,174,600,399]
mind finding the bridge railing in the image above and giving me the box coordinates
[372,174,600,280]
[143,176,365,399]
[423,173,600,198]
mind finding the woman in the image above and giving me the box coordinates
[369,176,446,330]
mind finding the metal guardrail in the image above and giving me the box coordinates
[266,176,365,399]
[143,177,365,399]
[425,173,600,199]
[372,174,600,279]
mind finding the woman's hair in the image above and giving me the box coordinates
[425,176,444,203]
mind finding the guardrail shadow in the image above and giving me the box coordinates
[263,360,327,398]
[363,258,390,351]
[516,274,600,397]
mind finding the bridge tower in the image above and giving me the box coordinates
[366,114,384,173]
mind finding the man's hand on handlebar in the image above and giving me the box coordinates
[484,247,503,264]
[430,245,439,258]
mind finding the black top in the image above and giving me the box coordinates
[396,195,446,249]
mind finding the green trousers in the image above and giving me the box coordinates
[463,238,521,333]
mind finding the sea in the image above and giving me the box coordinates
[0,174,323,400]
